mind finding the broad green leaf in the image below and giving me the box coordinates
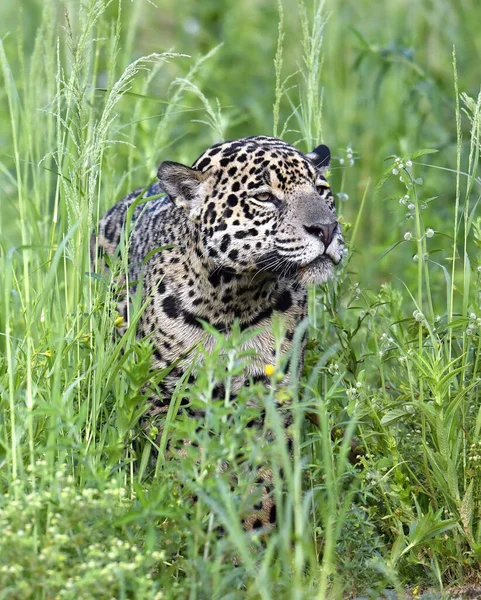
[460,480,474,540]
[407,510,456,548]
[380,408,411,426]
[411,148,439,159]
[390,534,406,565]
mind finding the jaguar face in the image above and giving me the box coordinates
[157,136,345,285]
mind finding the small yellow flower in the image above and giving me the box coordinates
[264,364,275,376]
[114,315,125,328]
[42,350,52,358]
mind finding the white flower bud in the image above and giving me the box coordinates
[425,228,434,238]
[406,160,413,167]
[408,203,415,210]
[403,232,412,241]
[392,168,399,175]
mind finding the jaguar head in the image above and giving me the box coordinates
[157,136,345,285]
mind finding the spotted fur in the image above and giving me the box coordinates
[93,135,344,530]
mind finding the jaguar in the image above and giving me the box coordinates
[93,134,344,530]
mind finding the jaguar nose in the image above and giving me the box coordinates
[303,221,338,248]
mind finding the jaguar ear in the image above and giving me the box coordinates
[157,161,205,219]
[306,144,331,172]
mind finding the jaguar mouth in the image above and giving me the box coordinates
[256,249,341,284]
[297,256,335,285]
[300,254,334,270]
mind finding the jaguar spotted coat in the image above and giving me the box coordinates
[93,135,344,530]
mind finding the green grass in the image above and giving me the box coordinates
[1,0,481,597]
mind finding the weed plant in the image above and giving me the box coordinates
[0,0,480,598]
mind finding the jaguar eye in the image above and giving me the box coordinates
[255,192,272,202]
[316,183,329,195]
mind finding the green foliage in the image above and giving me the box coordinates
[0,472,166,600]
[1,0,481,598]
